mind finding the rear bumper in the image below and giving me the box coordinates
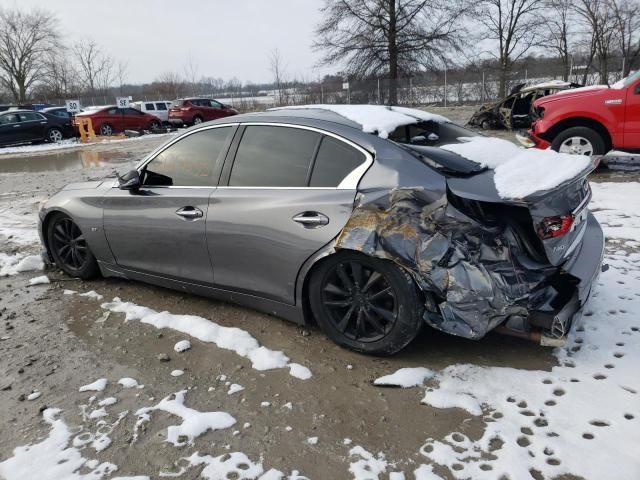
[168,118,187,125]
[525,212,605,343]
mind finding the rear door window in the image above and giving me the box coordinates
[156,103,167,110]
[145,103,155,110]
[229,125,320,187]
[143,127,233,187]
[309,136,366,187]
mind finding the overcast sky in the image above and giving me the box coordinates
[5,0,332,85]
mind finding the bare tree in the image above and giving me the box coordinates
[115,60,128,94]
[73,39,115,95]
[0,7,60,102]
[154,71,184,99]
[575,0,617,84]
[38,49,78,99]
[542,0,575,81]
[183,53,199,95]
[315,0,468,105]
[476,0,544,98]
[611,0,640,77]
[269,49,288,106]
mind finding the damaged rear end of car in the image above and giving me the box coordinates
[335,144,604,346]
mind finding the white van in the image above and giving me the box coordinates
[131,101,172,123]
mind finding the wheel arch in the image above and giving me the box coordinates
[543,117,613,152]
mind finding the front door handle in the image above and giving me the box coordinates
[175,206,203,220]
[292,211,329,228]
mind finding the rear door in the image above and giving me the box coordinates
[623,79,640,149]
[103,125,235,284]
[207,124,371,304]
[154,102,168,122]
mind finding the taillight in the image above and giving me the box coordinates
[536,215,573,239]
[180,107,190,111]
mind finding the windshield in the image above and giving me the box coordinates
[612,70,640,89]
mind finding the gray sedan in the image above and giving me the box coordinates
[38,107,604,355]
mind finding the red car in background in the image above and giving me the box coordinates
[168,98,238,126]
[74,106,162,136]
[525,70,640,155]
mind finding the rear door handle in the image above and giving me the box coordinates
[292,211,329,228]
[175,206,203,220]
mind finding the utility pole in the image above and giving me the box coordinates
[481,71,485,104]
[377,77,381,104]
[321,84,324,103]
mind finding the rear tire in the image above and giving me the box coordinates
[551,126,606,156]
[149,120,160,130]
[309,251,423,355]
[47,213,100,280]
[480,118,492,130]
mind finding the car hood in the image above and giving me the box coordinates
[61,179,112,191]
[534,85,610,106]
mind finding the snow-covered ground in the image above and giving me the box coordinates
[0,181,639,479]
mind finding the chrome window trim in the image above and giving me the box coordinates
[134,121,374,191]
[231,122,374,190]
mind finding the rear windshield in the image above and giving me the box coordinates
[171,100,185,107]
[399,143,486,175]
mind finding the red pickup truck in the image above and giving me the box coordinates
[526,70,640,155]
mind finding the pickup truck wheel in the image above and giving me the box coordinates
[309,251,423,356]
[552,127,606,156]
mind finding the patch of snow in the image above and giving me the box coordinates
[413,464,442,480]
[590,182,640,241]
[170,370,184,377]
[384,252,640,479]
[288,363,312,380]
[79,378,108,392]
[135,390,235,447]
[0,205,40,247]
[0,408,117,480]
[440,136,592,199]
[101,297,309,378]
[349,446,388,479]
[88,408,107,420]
[183,451,306,480]
[174,340,191,352]
[63,289,77,295]
[260,401,271,407]
[307,437,318,445]
[27,391,41,401]
[112,477,150,480]
[273,104,448,138]
[28,275,50,285]
[227,384,244,395]
[374,367,433,388]
[0,253,43,277]
[78,290,103,300]
[98,397,117,407]
[117,377,142,389]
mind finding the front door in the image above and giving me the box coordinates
[103,125,235,284]
[18,111,47,141]
[207,124,371,304]
[624,79,640,149]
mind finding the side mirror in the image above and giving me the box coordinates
[117,169,141,191]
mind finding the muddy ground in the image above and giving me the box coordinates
[0,113,638,479]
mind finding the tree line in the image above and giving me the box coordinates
[0,0,638,106]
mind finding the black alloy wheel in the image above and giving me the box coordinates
[309,251,423,355]
[47,214,99,279]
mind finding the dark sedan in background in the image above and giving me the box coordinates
[0,109,73,146]
[38,107,604,355]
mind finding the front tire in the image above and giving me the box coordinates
[47,127,64,143]
[192,115,203,125]
[309,251,423,355]
[99,123,113,136]
[551,126,606,156]
[149,120,160,130]
[47,214,100,279]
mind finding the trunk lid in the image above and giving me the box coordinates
[447,158,598,266]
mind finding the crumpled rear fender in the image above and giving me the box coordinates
[334,187,549,339]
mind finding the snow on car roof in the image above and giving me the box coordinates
[520,80,574,92]
[272,105,449,138]
[441,136,592,199]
